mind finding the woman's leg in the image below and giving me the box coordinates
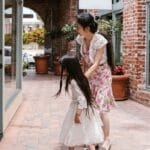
[100,112,111,149]
[69,146,75,150]
[89,145,95,150]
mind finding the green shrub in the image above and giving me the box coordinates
[98,19,122,39]
[61,24,76,41]
[23,28,45,46]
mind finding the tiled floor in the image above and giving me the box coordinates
[0,69,150,150]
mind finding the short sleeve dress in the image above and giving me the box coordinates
[59,79,103,147]
[76,33,116,112]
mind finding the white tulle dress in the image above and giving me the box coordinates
[59,79,103,147]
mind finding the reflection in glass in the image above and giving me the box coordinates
[4,4,17,102]
[149,40,150,85]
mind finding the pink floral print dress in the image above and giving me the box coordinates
[76,33,116,112]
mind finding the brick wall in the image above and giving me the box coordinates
[123,0,150,106]
[24,0,78,58]
[52,0,78,57]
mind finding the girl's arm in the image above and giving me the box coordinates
[74,109,82,124]
[72,81,87,124]
[85,46,105,78]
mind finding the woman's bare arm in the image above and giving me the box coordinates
[85,46,105,78]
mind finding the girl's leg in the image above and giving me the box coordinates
[100,112,111,149]
[88,145,95,150]
[69,146,75,150]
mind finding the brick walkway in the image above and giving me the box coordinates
[0,70,150,150]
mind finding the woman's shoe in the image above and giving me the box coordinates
[100,139,111,150]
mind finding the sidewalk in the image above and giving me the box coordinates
[0,70,150,150]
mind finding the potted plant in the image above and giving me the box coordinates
[52,24,76,76]
[53,56,61,75]
[112,64,129,100]
[34,54,49,74]
[53,55,67,76]
[61,23,77,52]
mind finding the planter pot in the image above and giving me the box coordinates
[5,63,16,76]
[53,61,67,76]
[34,55,49,74]
[112,75,129,100]
[54,61,61,76]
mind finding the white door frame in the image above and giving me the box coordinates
[0,0,5,140]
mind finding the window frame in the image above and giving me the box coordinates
[146,2,150,89]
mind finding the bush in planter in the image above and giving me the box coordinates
[61,23,77,54]
[23,28,45,46]
[112,64,125,75]
[112,64,129,100]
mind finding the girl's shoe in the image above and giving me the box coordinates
[95,144,99,150]
[100,139,111,150]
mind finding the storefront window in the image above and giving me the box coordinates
[4,3,17,103]
[114,13,123,64]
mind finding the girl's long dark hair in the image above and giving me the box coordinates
[77,13,98,33]
[56,55,94,108]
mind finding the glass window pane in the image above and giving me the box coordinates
[148,40,150,85]
[4,4,17,102]
[115,13,123,64]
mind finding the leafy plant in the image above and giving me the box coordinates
[61,24,76,41]
[23,28,45,46]
[98,19,122,38]
[98,19,123,65]
[23,32,30,44]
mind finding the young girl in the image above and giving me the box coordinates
[56,55,103,150]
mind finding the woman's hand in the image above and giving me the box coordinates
[84,46,105,78]
[74,113,81,124]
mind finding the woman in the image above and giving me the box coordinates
[76,13,116,150]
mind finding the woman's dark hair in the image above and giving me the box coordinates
[77,13,98,33]
[99,32,115,70]
[56,55,94,109]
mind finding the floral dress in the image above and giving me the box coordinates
[59,79,103,147]
[76,33,116,112]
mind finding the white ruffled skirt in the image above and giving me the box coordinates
[59,101,104,147]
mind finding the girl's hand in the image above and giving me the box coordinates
[74,113,81,124]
